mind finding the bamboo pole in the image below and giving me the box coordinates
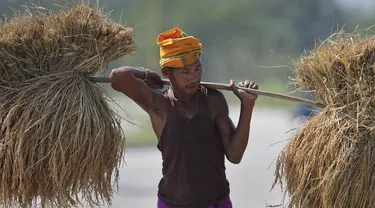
[89,77,324,108]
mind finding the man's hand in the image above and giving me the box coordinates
[141,67,165,89]
[229,79,258,107]
[109,66,164,92]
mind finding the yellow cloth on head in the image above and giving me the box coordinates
[157,27,203,68]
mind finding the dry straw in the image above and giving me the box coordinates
[0,3,135,208]
[273,28,375,208]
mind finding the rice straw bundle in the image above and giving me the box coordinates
[273,29,375,208]
[0,4,135,208]
[0,4,134,82]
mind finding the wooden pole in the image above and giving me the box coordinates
[89,77,324,108]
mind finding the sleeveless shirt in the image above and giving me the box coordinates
[157,86,230,208]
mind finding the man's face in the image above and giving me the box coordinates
[163,59,203,95]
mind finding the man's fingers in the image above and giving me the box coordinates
[157,80,165,88]
[244,80,250,87]
[230,80,239,95]
[248,81,258,90]
[151,81,164,89]
[149,83,163,89]
[238,81,244,87]
[230,79,235,89]
[238,80,253,88]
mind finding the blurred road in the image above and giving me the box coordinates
[110,107,298,208]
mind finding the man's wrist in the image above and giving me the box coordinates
[135,67,149,80]
[240,102,254,111]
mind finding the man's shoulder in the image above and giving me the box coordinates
[205,87,227,106]
[204,88,230,120]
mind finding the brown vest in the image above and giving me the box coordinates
[157,87,230,208]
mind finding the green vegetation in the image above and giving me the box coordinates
[2,0,374,147]
[2,1,374,93]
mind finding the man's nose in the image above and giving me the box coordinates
[193,71,200,81]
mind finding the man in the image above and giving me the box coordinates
[109,27,258,208]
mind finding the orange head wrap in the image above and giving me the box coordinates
[157,27,203,68]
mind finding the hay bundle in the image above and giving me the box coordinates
[273,30,375,208]
[0,4,135,208]
[0,4,134,81]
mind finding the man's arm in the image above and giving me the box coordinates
[109,66,164,114]
[214,91,255,164]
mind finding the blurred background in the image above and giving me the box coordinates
[2,0,374,207]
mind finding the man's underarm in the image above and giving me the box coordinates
[215,112,235,153]
[149,90,166,115]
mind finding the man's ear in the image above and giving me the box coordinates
[161,67,169,78]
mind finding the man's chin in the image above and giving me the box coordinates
[185,86,198,94]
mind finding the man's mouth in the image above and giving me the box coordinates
[187,83,199,88]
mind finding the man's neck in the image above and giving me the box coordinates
[169,86,199,105]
